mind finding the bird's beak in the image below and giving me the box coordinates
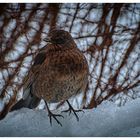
[43,37,51,42]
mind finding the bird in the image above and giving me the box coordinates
[10,29,89,126]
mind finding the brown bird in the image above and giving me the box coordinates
[11,29,89,126]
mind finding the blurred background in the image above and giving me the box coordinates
[0,3,140,120]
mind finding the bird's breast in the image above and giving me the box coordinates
[46,48,88,76]
[33,48,88,103]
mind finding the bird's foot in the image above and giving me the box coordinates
[62,100,84,121]
[47,109,64,127]
[45,101,64,127]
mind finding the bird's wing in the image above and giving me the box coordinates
[10,47,48,111]
[23,47,47,99]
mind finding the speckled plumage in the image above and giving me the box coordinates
[11,29,89,111]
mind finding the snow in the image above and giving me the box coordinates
[0,98,140,137]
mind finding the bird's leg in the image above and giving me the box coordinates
[45,101,64,127]
[62,100,84,121]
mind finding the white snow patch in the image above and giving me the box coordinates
[0,98,140,136]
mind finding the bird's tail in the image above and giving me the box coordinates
[10,89,41,111]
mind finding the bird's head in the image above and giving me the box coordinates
[44,29,76,47]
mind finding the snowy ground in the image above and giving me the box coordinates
[0,98,140,137]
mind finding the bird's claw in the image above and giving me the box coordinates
[48,110,64,127]
[62,100,84,121]
[45,101,64,126]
